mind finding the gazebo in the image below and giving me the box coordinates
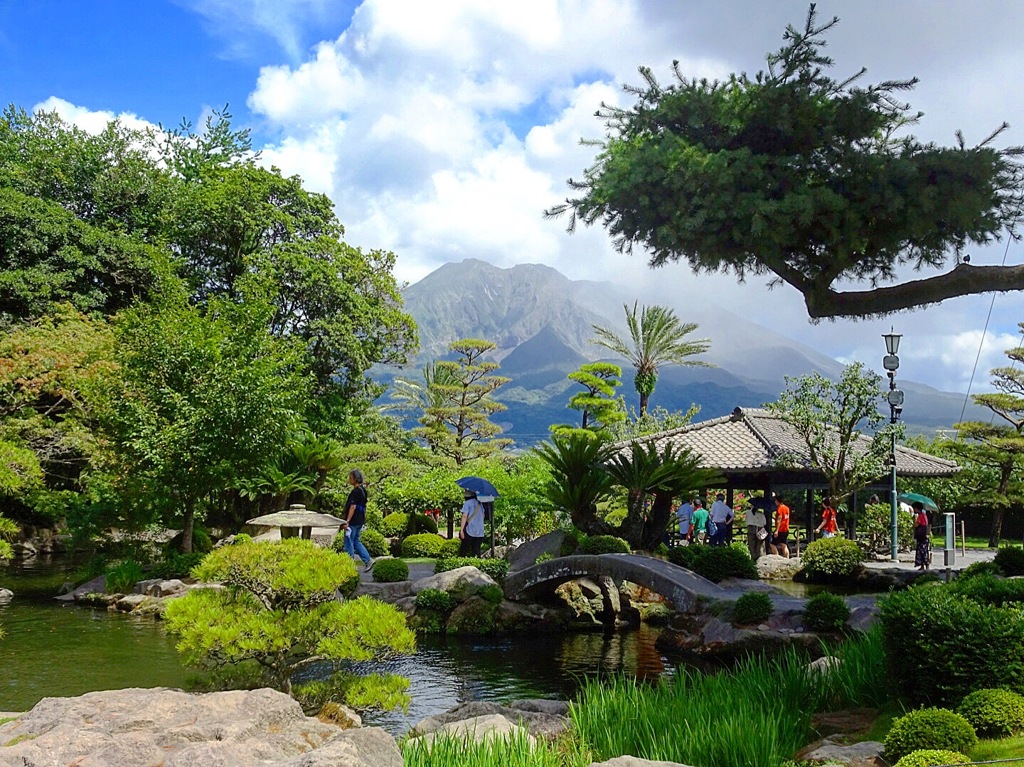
[632,406,959,543]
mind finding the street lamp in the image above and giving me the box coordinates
[882,329,903,561]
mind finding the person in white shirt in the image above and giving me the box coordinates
[675,499,694,544]
[709,493,733,546]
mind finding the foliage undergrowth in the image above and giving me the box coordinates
[667,544,758,582]
[434,557,509,581]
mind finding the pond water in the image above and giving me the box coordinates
[0,557,675,734]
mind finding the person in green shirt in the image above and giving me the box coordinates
[690,499,710,545]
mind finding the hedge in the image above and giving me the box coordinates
[578,535,631,555]
[803,592,850,633]
[400,533,447,558]
[800,537,863,578]
[994,545,1024,576]
[434,557,509,582]
[732,592,773,626]
[372,558,409,583]
[883,708,977,762]
[667,545,758,583]
[956,687,1024,738]
[379,513,409,538]
[893,750,970,767]
[879,584,1024,705]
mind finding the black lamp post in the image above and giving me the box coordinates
[882,329,904,561]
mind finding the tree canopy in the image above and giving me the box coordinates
[549,6,1024,319]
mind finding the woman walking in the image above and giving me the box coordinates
[342,469,374,571]
[458,488,486,557]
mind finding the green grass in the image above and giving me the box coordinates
[930,535,997,550]
[0,717,17,727]
[400,557,438,565]
[969,734,1024,764]
[402,730,588,767]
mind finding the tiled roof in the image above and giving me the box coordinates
[624,407,958,478]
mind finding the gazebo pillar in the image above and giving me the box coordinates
[805,487,815,550]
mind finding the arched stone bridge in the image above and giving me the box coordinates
[503,554,730,612]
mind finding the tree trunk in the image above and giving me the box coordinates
[639,393,649,415]
[182,497,195,554]
[640,492,674,550]
[988,507,1006,549]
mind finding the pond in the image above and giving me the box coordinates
[0,557,674,734]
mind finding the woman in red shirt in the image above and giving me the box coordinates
[815,497,838,539]
[912,501,931,570]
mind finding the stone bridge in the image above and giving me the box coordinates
[503,554,730,612]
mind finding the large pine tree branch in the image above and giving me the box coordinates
[800,263,1024,319]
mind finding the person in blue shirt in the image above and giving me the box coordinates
[458,489,487,557]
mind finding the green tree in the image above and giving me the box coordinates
[767,362,899,505]
[109,294,309,552]
[549,8,1024,319]
[414,339,513,466]
[950,327,1024,546]
[164,538,415,705]
[535,433,615,534]
[592,302,710,415]
[551,362,626,437]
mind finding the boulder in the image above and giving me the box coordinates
[55,575,107,602]
[493,600,567,633]
[154,579,188,598]
[0,687,402,767]
[11,540,36,557]
[416,713,534,747]
[797,738,886,767]
[410,700,569,740]
[113,594,149,612]
[410,566,497,601]
[508,699,570,717]
[806,656,843,676]
[446,595,498,635]
[77,592,118,608]
[134,578,162,595]
[316,702,362,729]
[810,708,878,739]
[756,554,803,580]
[356,581,413,603]
[507,531,566,572]
[0,588,12,605]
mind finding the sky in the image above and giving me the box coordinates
[2,0,1023,397]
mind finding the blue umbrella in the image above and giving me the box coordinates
[456,476,499,499]
[898,492,939,512]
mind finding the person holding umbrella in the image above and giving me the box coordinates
[458,488,487,557]
[912,501,932,570]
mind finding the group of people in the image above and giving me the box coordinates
[674,492,794,560]
[674,494,734,547]
[337,470,490,571]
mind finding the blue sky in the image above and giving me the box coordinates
[3,0,1024,394]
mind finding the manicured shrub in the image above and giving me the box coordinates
[408,513,438,535]
[358,528,389,558]
[956,687,1024,738]
[372,558,409,583]
[414,588,455,613]
[105,559,144,594]
[800,538,863,578]
[379,513,409,538]
[400,533,447,558]
[667,545,701,570]
[434,557,509,582]
[232,533,252,545]
[803,592,850,633]
[164,527,213,555]
[440,537,461,558]
[560,528,582,556]
[994,545,1024,576]
[883,708,977,762]
[578,535,631,555]
[733,592,773,625]
[693,546,758,583]
[893,750,970,767]
[958,560,1001,580]
[880,584,1024,705]
[950,573,1024,608]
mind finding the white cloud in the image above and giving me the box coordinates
[33,97,156,135]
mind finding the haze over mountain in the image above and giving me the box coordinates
[394,259,985,444]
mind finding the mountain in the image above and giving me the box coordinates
[393,259,986,443]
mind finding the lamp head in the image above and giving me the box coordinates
[882,328,902,356]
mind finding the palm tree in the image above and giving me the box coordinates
[592,302,712,415]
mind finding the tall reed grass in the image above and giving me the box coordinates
[570,628,888,767]
[401,729,588,767]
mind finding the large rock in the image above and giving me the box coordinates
[55,574,106,602]
[797,738,886,767]
[410,700,569,740]
[355,581,413,602]
[416,714,534,747]
[756,554,803,580]
[0,687,402,767]
[410,566,497,601]
[0,588,12,605]
[507,531,565,572]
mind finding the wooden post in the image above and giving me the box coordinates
[961,519,967,557]
[806,487,815,547]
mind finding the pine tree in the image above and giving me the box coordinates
[551,362,626,437]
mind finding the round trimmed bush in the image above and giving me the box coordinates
[578,535,631,555]
[733,591,773,625]
[379,513,409,538]
[956,687,1024,738]
[894,750,970,767]
[884,708,978,762]
[560,528,583,556]
[400,533,446,558]
[691,546,758,583]
[803,592,851,633]
[164,527,213,555]
[801,537,863,578]
[414,588,455,613]
[994,545,1024,576]
[372,558,409,583]
[440,537,461,558]
[358,528,389,558]
[409,513,439,535]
